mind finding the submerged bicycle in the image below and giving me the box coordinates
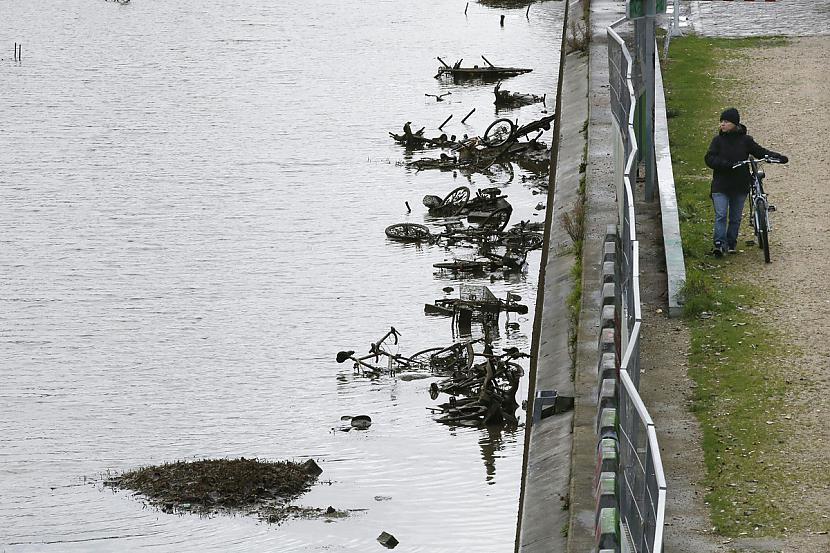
[732,156,783,264]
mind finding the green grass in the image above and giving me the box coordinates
[565,123,589,366]
[662,35,804,536]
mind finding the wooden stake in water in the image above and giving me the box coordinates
[461,108,476,124]
[465,2,468,15]
[526,5,531,19]
[500,15,505,26]
[438,114,452,130]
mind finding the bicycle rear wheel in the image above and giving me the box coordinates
[385,222,431,242]
[483,118,516,147]
[756,200,771,263]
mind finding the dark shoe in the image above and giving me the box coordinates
[711,247,724,258]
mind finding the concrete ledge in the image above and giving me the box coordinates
[516,1,584,551]
[594,471,617,522]
[603,242,616,262]
[594,438,619,483]
[600,328,615,354]
[602,261,615,283]
[598,378,617,411]
[654,49,687,317]
[601,304,615,328]
[598,353,616,385]
[601,282,615,305]
[597,407,617,438]
[595,507,620,550]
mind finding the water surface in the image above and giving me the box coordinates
[0,0,564,550]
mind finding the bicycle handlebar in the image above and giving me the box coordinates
[731,156,783,169]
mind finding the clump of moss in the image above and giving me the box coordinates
[109,457,318,519]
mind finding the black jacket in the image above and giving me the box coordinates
[704,124,783,195]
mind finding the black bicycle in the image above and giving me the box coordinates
[732,156,782,263]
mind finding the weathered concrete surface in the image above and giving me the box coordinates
[565,0,627,550]
[654,58,686,317]
[514,0,585,551]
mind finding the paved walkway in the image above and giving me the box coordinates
[687,0,830,37]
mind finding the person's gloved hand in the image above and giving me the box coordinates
[775,154,789,164]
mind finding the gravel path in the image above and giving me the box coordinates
[643,35,830,553]
[729,35,830,552]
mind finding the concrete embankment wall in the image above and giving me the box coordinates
[517,0,685,549]
[514,0,588,550]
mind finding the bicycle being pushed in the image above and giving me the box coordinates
[732,155,783,264]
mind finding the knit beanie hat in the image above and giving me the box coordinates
[720,107,740,126]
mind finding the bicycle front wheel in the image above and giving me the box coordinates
[756,200,771,263]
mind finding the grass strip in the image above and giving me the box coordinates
[662,34,802,536]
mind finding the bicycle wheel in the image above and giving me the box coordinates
[483,118,516,147]
[407,346,445,369]
[756,201,771,263]
[440,186,470,216]
[480,207,512,232]
[385,223,431,242]
[501,231,543,250]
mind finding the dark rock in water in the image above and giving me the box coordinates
[377,531,399,549]
[350,415,372,430]
[302,459,323,477]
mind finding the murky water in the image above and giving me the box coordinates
[0,0,563,551]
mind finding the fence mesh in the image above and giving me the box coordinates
[607,17,666,553]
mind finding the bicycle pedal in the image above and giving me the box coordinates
[768,205,776,212]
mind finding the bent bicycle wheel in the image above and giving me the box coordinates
[385,223,431,242]
[479,207,512,232]
[502,231,543,250]
[483,118,516,147]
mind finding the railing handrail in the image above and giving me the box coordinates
[607,15,665,553]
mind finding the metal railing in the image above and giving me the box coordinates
[607,17,666,553]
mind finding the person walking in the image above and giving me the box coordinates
[704,107,788,256]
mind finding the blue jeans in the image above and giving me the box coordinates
[712,192,747,249]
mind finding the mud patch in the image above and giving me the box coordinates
[106,457,340,524]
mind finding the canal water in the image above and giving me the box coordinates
[0,0,564,551]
